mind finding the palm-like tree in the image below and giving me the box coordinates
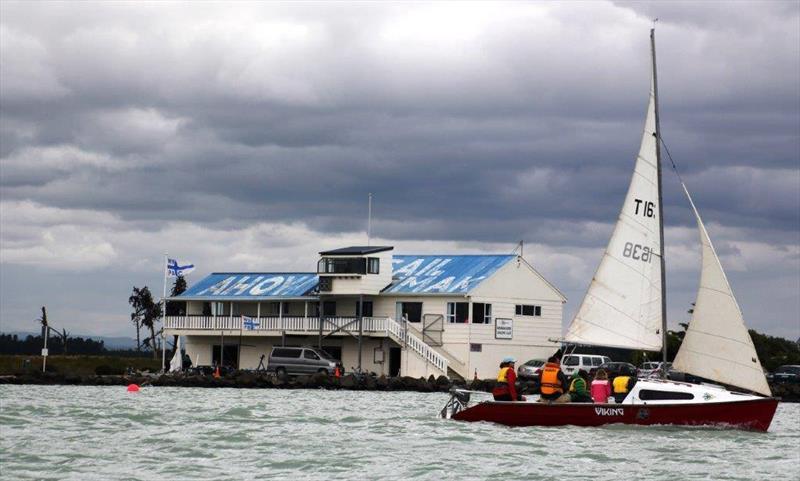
[129,286,162,358]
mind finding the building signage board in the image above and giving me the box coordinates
[495,318,513,340]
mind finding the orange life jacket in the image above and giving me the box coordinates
[496,367,511,383]
[540,363,563,395]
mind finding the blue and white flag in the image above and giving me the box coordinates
[242,316,260,331]
[167,258,195,277]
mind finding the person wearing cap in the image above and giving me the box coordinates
[492,356,525,401]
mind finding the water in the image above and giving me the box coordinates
[1,385,798,480]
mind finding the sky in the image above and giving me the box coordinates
[1,1,798,340]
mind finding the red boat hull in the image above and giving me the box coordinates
[452,398,779,432]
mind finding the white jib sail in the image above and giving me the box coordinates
[565,79,663,351]
[672,184,771,396]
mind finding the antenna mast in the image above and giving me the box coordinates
[651,28,668,366]
[367,193,373,246]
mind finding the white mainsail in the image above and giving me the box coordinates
[672,184,771,396]
[565,79,663,351]
[169,336,183,372]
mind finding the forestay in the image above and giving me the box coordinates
[565,79,663,351]
[672,184,771,397]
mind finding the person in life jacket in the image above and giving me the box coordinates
[492,357,525,401]
[612,374,635,403]
[569,369,593,403]
[538,356,570,403]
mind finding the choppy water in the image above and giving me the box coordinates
[1,385,798,480]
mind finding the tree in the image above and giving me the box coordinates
[129,286,162,358]
[36,306,48,337]
[129,289,143,352]
[166,276,188,315]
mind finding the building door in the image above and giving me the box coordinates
[389,347,402,377]
[212,345,239,368]
[396,302,423,323]
[355,301,373,318]
[321,346,342,362]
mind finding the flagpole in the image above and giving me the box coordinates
[238,315,243,370]
[162,252,168,372]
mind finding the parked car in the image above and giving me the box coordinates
[637,362,672,378]
[517,359,546,380]
[591,362,637,379]
[771,365,800,383]
[267,346,343,377]
[561,354,612,376]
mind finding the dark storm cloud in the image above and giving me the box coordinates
[1,1,798,337]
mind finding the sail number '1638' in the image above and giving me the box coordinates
[623,242,653,262]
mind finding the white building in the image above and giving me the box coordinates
[164,246,565,379]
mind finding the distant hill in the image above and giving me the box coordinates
[2,331,138,350]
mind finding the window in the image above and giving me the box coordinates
[592,358,604,367]
[323,301,337,317]
[563,356,579,366]
[470,343,482,352]
[639,390,695,401]
[447,302,469,323]
[271,348,302,358]
[515,304,542,317]
[472,303,492,324]
[317,257,366,274]
[303,350,320,360]
[367,257,380,274]
[355,301,374,318]
[397,302,423,323]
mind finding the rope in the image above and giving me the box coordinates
[659,135,686,185]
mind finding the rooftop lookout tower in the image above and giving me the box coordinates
[317,246,394,295]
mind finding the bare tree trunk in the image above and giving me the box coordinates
[135,320,141,352]
[150,325,157,359]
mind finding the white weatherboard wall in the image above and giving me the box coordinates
[325,251,394,295]
[467,257,564,378]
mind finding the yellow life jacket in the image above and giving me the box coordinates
[540,363,563,395]
[613,376,631,394]
[497,367,511,383]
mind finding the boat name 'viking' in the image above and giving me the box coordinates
[595,407,624,416]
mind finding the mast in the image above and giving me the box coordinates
[651,28,668,366]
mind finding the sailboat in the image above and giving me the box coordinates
[442,29,779,432]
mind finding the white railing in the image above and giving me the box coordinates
[385,317,449,374]
[164,316,389,334]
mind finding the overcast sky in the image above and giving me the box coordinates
[1,1,798,340]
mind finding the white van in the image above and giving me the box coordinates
[561,354,612,376]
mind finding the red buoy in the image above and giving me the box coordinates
[127,384,140,392]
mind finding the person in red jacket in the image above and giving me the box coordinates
[492,356,525,401]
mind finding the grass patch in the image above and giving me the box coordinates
[0,354,161,376]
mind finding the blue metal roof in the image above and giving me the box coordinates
[383,255,515,294]
[178,273,318,299]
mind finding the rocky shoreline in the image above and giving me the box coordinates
[2,371,799,401]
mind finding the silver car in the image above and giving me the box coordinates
[267,346,342,377]
[517,359,546,380]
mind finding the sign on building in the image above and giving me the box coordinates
[495,318,513,340]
